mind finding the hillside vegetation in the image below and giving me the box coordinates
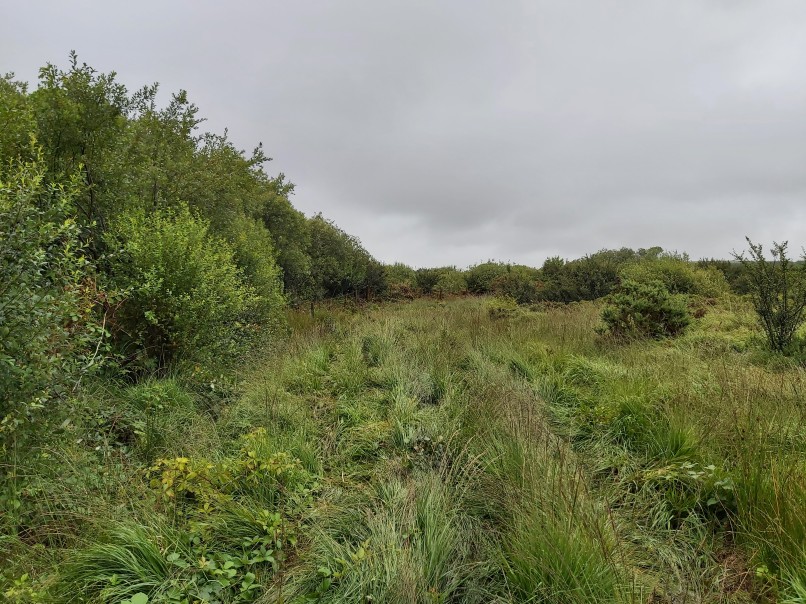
[2,56,806,603]
[3,296,806,603]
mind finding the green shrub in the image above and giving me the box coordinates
[491,267,539,304]
[414,268,443,295]
[106,205,260,369]
[222,213,285,322]
[464,262,510,294]
[601,279,691,339]
[487,295,520,319]
[733,239,806,353]
[620,256,729,297]
[539,250,632,302]
[385,263,416,288]
[435,267,467,296]
[0,156,102,438]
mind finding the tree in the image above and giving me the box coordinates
[307,214,379,302]
[733,239,806,353]
[30,52,129,231]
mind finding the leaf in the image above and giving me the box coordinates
[130,593,149,604]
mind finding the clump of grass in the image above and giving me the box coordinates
[57,523,177,602]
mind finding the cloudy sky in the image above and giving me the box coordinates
[2,1,805,267]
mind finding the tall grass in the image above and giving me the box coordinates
[5,296,806,602]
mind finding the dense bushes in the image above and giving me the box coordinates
[414,267,466,296]
[620,255,728,297]
[307,215,386,301]
[465,262,511,294]
[491,267,539,304]
[538,250,633,303]
[0,156,101,434]
[0,56,391,380]
[106,206,263,369]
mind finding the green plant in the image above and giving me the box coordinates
[491,267,539,304]
[106,205,260,369]
[733,239,806,353]
[621,255,729,297]
[601,279,691,339]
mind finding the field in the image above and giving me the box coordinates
[3,296,806,603]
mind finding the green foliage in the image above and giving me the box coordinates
[437,268,467,295]
[601,279,691,339]
[106,205,261,369]
[491,266,539,304]
[464,262,511,294]
[620,255,729,297]
[307,214,385,301]
[30,52,129,230]
[385,262,415,287]
[0,155,102,437]
[260,187,314,301]
[697,258,750,294]
[734,239,806,353]
[415,268,442,294]
[413,267,466,297]
[539,249,635,302]
[0,75,36,169]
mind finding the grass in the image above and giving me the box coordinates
[2,296,805,602]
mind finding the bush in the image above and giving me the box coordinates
[601,279,691,339]
[385,263,416,289]
[464,262,510,294]
[539,250,631,303]
[733,239,806,353]
[620,256,729,298]
[415,268,443,295]
[491,268,539,304]
[0,156,101,436]
[222,213,286,323]
[106,205,260,369]
[434,267,467,296]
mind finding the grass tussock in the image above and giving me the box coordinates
[3,297,805,603]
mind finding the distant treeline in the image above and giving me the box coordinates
[388,249,748,304]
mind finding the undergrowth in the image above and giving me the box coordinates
[2,298,804,603]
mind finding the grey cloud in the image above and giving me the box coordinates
[2,0,805,267]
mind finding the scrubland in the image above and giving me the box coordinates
[4,296,805,603]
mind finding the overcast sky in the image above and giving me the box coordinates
[2,1,805,267]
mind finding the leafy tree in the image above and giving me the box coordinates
[733,239,806,353]
[116,84,201,215]
[30,52,129,231]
